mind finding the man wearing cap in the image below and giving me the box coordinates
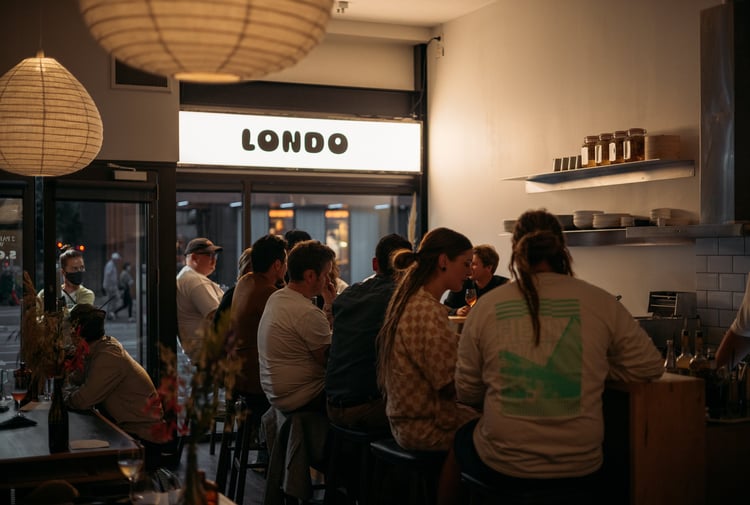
[176,237,224,362]
[65,303,165,471]
[102,252,122,318]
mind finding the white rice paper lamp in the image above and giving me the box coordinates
[0,51,103,177]
[78,0,334,83]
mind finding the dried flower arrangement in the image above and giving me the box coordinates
[20,271,88,394]
[148,311,241,503]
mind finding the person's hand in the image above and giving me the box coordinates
[321,280,337,306]
[457,305,471,317]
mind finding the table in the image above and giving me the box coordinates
[0,403,138,490]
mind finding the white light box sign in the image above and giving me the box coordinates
[179,111,422,172]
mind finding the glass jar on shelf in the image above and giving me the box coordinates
[581,135,598,168]
[609,130,627,164]
[595,133,613,166]
[624,127,646,161]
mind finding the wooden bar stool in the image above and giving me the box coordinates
[369,438,446,505]
[323,424,391,505]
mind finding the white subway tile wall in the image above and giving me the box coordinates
[695,238,750,345]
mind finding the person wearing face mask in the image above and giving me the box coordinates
[37,244,96,314]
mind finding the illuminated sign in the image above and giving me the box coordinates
[179,111,421,172]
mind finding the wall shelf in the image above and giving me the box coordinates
[504,159,695,193]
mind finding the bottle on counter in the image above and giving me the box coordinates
[689,320,710,378]
[664,339,678,374]
[581,135,598,168]
[609,130,627,164]
[624,127,647,161]
[676,321,693,375]
[595,133,613,166]
[48,376,69,453]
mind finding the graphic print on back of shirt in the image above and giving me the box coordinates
[494,299,582,418]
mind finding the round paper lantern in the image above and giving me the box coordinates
[0,52,103,177]
[78,0,334,83]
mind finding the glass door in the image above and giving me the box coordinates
[0,196,23,374]
[51,200,151,366]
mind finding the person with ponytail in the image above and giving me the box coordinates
[377,227,479,451]
[451,209,663,504]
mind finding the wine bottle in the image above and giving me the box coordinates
[664,339,678,374]
[675,321,693,375]
[48,377,69,453]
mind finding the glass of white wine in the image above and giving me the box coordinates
[465,287,478,308]
[118,443,145,501]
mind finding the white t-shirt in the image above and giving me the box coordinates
[176,265,223,360]
[456,272,663,479]
[258,287,331,412]
[729,274,750,336]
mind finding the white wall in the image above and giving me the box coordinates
[428,0,716,315]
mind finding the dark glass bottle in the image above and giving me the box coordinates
[48,377,69,453]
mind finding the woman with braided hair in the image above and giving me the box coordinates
[450,209,663,505]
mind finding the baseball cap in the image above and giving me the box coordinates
[184,237,223,256]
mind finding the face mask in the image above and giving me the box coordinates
[65,271,84,286]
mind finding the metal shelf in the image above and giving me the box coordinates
[504,159,695,193]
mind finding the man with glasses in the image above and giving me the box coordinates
[176,237,224,362]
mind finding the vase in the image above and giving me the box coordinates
[48,376,69,453]
[179,441,207,505]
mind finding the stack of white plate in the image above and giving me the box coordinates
[650,208,672,223]
[650,208,695,226]
[573,210,603,229]
[592,213,631,229]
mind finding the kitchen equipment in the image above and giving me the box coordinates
[647,291,697,318]
[637,290,698,352]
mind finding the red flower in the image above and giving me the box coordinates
[144,374,189,442]
[63,339,90,374]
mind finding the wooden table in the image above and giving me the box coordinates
[0,403,138,490]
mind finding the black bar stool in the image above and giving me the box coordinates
[217,396,268,504]
[324,423,391,505]
[369,438,446,505]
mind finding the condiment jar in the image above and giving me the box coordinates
[624,127,646,161]
[609,130,627,164]
[595,133,613,166]
[581,135,598,168]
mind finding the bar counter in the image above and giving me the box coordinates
[603,373,705,505]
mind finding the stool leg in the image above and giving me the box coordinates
[215,411,235,493]
[323,430,342,505]
[227,415,245,500]
[234,414,255,505]
[358,442,372,505]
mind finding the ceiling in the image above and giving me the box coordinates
[329,0,497,27]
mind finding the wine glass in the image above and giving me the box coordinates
[11,373,29,416]
[118,443,145,501]
[465,287,478,308]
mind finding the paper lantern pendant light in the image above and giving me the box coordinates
[78,0,334,83]
[0,51,103,177]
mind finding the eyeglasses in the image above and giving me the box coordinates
[195,252,218,259]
